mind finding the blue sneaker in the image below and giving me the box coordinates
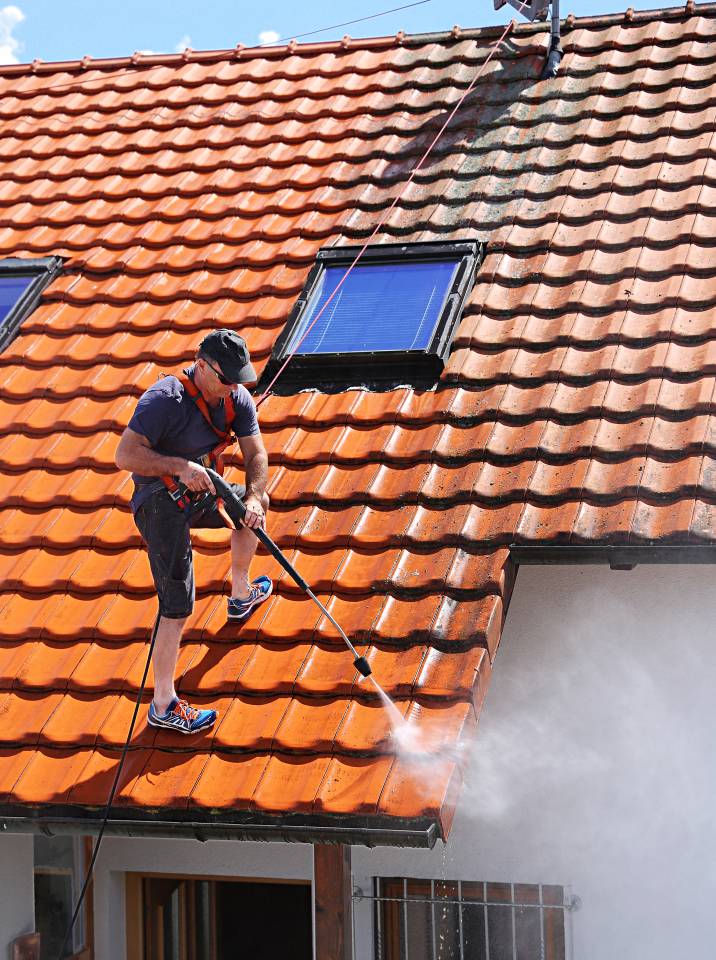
[148,698,216,735]
[227,575,273,622]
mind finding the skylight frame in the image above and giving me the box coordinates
[266,240,485,388]
[0,256,63,353]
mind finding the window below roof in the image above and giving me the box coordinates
[0,256,63,353]
[128,873,312,958]
[374,877,568,960]
[265,240,484,389]
[34,834,87,958]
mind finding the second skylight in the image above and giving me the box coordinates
[268,240,484,387]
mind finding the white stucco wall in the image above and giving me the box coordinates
[353,564,716,960]
[0,833,34,952]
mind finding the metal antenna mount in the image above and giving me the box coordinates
[494,0,549,19]
[492,0,563,77]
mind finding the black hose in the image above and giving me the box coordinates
[56,495,194,959]
[56,606,164,958]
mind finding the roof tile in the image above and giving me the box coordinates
[189,752,270,810]
[314,755,394,815]
[11,748,95,804]
[67,640,146,692]
[252,754,332,813]
[274,697,350,754]
[377,753,462,821]
[126,750,211,809]
[416,645,491,699]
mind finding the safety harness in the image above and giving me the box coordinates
[162,373,236,516]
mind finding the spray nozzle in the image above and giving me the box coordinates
[353,656,372,678]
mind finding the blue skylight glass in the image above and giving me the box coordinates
[286,260,459,355]
[0,274,34,325]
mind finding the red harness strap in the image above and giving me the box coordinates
[162,374,236,512]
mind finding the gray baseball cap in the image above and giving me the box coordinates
[199,329,257,384]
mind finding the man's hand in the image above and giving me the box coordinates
[178,461,216,494]
[238,434,268,530]
[242,494,265,529]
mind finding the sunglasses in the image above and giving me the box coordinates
[203,358,234,386]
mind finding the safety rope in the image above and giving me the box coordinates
[255,13,518,407]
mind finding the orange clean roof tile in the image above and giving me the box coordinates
[1,4,716,845]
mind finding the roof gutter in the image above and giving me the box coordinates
[0,807,440,849]
[510,544,716,571]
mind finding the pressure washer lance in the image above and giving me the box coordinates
[206,468,372,678]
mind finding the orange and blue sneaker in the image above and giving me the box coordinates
[227,575,273,622]
[148,698,216,735]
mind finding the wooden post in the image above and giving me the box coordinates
[313,844,353,960]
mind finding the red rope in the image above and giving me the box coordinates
[256,15,518,407]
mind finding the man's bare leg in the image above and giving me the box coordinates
[230,491,270,598]
[152,616,187,714]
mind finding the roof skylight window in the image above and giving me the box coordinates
[266,240,484,387]
[0,257,62,352]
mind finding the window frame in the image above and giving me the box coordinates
[0,256,63,353]
[373,876,569,960]
[265,240,485,388]
[33,833,92,960]
[126,872,312,960]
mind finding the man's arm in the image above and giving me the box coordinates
[115,427,216,493]
[237,433,269,529]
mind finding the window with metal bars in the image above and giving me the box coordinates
[373,878,568,960]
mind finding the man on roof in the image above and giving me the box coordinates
[115,329,272,735]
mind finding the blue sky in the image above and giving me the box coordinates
[0,0,689,64]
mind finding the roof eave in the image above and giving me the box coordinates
[511,544,716,568]
[0,804,441,848]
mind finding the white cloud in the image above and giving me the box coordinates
[0,5,25,65]
[174,34,192,52]
[258,29,280,45]
[137,49,156,55]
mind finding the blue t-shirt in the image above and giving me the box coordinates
[127,371,260,512]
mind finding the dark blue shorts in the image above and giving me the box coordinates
[134,483,246,620]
